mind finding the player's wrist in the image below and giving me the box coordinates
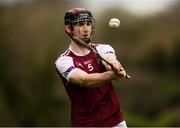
[102,71,115,80]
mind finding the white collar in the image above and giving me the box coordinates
[69,46,90,56]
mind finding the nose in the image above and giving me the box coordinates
[82,28,88,35]
[82,23,88,31]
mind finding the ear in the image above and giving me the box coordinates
[64,25,72,34]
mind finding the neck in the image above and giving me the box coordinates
[69,40,90,56]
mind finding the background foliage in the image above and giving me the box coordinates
[0,0,180,127]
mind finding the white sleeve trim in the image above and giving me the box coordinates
[96,44,116,57]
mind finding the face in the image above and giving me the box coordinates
[71,20,93,40]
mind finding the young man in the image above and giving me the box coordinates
[55,8,128,127]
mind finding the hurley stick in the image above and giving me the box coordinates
[65,30,131,79]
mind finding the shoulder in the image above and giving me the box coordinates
[60,49,71,57]
[91,43,115,54]
[55,49,74,67]
[55,56,73,65]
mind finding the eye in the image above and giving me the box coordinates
[79,21,85,26]
[86,21,92,26]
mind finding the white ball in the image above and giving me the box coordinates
[109,18,120,28]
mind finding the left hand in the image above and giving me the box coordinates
[109,60,127,79]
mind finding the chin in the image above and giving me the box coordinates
[82,38,91,44]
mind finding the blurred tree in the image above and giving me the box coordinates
[0,0,180,127]
[172,38,180,73]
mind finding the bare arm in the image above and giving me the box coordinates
[69,68,115,88]
[69,54,126,88]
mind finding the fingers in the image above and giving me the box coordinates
[112,61,121,70]
[104,60,128,79]
[118,68,127,78]
[110,61,127,78]
[105,65,112,71]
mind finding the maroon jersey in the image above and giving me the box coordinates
[55,43,124,126]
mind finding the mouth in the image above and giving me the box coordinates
[83,34,88,38]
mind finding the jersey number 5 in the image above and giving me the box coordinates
[87,63,94,71]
